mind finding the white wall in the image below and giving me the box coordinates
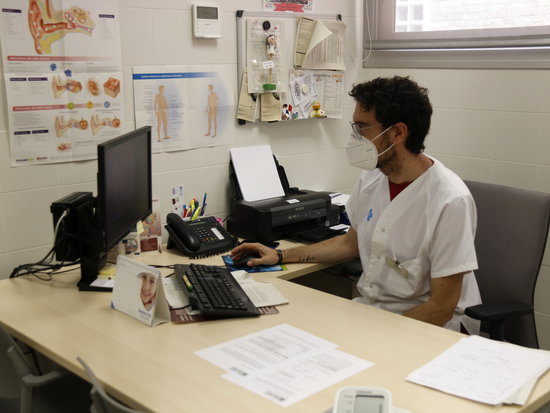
[1,1,549,348]
[0,0,362,277]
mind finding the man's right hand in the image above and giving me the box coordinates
[230,242,279,267]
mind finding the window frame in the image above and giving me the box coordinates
[365,0,550,69]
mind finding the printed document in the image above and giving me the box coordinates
[196,323,373,406]
[406,335,550,406]
[289,70,345,119]
[231,270,288,307]
[294,18,346,70]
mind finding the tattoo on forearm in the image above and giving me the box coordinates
[298,255,315,263]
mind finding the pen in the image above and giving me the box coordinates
[182,275,193,291]
[201,193,207,215]
[202,193,207,207]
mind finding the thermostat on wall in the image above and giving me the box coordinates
[192,4,221,39]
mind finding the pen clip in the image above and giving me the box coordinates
[385,256,408,278]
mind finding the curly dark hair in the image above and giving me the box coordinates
[349,76,432,154]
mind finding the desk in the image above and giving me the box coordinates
[1,241,549,413]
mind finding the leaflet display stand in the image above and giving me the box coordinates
[111,255,170,326]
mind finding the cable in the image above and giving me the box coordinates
[53,210,68,246]
[363,0,373,65]
[9,210,81,279]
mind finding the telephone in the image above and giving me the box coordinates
[165,213,238,258]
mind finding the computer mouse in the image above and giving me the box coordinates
[231,253,259,268]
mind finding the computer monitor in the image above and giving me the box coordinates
[97,125,152,252]
[52,126,152,291]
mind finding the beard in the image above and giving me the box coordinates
[377,136,400,176]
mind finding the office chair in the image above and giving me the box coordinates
[464,181,550,348]
[0,325,67,413]
[77,357,142,413]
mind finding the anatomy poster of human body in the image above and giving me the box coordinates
[132,65,235,153]
[0,0,124,166]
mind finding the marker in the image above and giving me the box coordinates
[191,206,202,221]
[182,275,193,291]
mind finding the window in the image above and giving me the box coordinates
[365,0,550,69]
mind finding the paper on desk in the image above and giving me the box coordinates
[331,224,350,232]
[90,278,114,289]
[329,192,350,206]
[230,145,285,202]
[231,271,288,307]
[196,323,338,376]
[196,323,373,407]
[224,347,372,407]
[503,347,550,405]
[505,376,538,405]
[162,275,189,309]
[406,335,550,406]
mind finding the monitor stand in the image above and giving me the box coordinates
[78,251,112,292]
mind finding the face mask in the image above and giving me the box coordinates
[345,125,394,170]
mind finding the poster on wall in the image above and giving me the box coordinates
[263,0,314,13]
[288,69,344,119]
[0,0,124,167]
[132,65,236,153]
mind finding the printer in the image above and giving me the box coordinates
[227,154,341,243]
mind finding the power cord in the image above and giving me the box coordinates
[9,210,81,280]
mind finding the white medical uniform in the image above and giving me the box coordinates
[346,157,481,334]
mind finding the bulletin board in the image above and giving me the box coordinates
[236,10,345,124]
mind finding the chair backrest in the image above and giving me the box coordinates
[77,357,142,413]
[465,180,550,348]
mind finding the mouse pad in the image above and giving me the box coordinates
[222,255,286,273]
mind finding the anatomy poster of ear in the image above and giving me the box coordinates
[132,64,237,153]
[0,0,124,167]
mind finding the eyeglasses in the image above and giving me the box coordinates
[349,121,382,138]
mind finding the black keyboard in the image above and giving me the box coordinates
[175,264,261,318]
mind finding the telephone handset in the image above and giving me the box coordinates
[165,213,238,258]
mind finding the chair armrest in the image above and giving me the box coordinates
[465,300,533,322]
[21,369,68,387]
[7,346,68,387]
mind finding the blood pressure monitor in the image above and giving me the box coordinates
[333,386,391,413]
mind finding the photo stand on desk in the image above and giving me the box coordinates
[111,255,170,327]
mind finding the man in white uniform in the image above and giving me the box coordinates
[231,76,481,334]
